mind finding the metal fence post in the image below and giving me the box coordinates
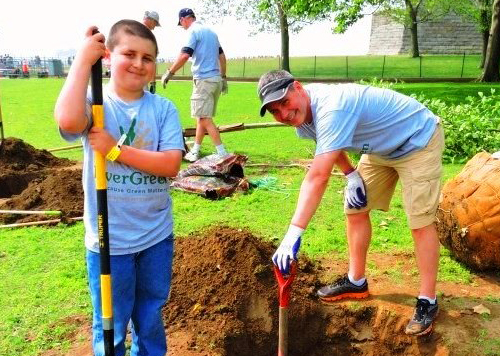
[243,57,246,77]
[381,55,386,78]
[460,52,465,78]
[346,56,349,79]
[419,55,422,78]
[313,56,317,78]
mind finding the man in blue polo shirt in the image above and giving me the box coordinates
[162,8,229,162]
[259,69,444,336]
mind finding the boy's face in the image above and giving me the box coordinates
[108,32,156,92]
[266,82,310,127]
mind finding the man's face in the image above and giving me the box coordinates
[265,82,310,127]
[108,33,156,92]
[143,18,157,30]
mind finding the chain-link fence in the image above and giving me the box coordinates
[0,55,68,78]
[1,54,484,80]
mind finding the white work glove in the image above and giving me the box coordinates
[272,225,303,274]
[344,170,367,209]
[492,151,500,159]
[161,70,174,89]
[221,77,228,95]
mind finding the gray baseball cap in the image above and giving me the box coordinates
[258,70,295,117]
[145,11,161,26]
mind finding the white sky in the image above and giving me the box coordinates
[0,0,371,60]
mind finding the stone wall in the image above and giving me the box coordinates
[368,13,482,55]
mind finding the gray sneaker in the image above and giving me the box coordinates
[405,298,439,336]
[317,274,369,302]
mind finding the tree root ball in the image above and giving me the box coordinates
[437,152,500,270]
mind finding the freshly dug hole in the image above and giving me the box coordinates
[163,227,443,356]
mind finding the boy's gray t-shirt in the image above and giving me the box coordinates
[296,83,438,159]
[61,87,185,255]
[185,21,221,79]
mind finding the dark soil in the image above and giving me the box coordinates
[0,138,82,224]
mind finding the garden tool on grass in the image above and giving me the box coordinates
[91,29,115,356]
[274,261,297,356]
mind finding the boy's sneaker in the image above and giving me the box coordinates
[184,151,199,163]
[317,274,369,302]
[405,298,439,336]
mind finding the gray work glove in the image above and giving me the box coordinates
[221,77,228,95]
[161,70,174,89]
[344,170,367,209]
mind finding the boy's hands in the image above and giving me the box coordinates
[75,26,106,68]
[89,127,117,157]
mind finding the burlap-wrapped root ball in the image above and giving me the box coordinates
[437,152,500,270]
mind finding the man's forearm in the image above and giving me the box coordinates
[290,173,330,229]
[336,151,356,174]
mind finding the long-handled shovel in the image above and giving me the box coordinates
[91,29,115,356]
[273,262,297,356]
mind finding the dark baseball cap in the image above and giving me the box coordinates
[257,70,295,117]
[178,8,195,25]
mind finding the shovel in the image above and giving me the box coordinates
[274,261,297,356]
[91,28,115,356]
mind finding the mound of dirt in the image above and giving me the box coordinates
[0,169,83,224]
[0,138,82,224]
[0,137,72,172]
[163,227,455,356]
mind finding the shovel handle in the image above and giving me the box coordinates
[273,261,297,308]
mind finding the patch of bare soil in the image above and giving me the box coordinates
[0,138,83,224]
[46,227,500,356]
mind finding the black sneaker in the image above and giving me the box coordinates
[317,274,369,302]
[405,298,439,336]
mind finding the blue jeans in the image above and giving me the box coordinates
[86,235,174,356]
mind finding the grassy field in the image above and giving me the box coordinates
[0,78,496,355]
[157,54,484,79]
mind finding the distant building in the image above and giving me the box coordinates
[368,13,482,55]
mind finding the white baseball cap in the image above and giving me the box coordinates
[144,11,161,26]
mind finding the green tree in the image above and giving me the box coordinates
[199,0,329,73]
[289,0,452,57]
[480,0,500,81]
[450,0,491,68]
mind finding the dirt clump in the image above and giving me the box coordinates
[0,137,72,172]
[437,152,500,270]
[0,137,82,224]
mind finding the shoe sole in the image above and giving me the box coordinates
[319,290,370,303]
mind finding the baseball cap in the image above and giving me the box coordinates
[145,11,161,26]
[178,8,195,26]
[257,70,295,117]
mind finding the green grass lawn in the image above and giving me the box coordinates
[0,78,490,355]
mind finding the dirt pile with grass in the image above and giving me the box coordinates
[0,138,82,224]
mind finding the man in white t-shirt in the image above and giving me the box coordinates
[259,69,444,336]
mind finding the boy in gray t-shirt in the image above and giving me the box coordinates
[258,70,444,337]
[55,20,184,356]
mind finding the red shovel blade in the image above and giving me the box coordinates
[274,261,297,308]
